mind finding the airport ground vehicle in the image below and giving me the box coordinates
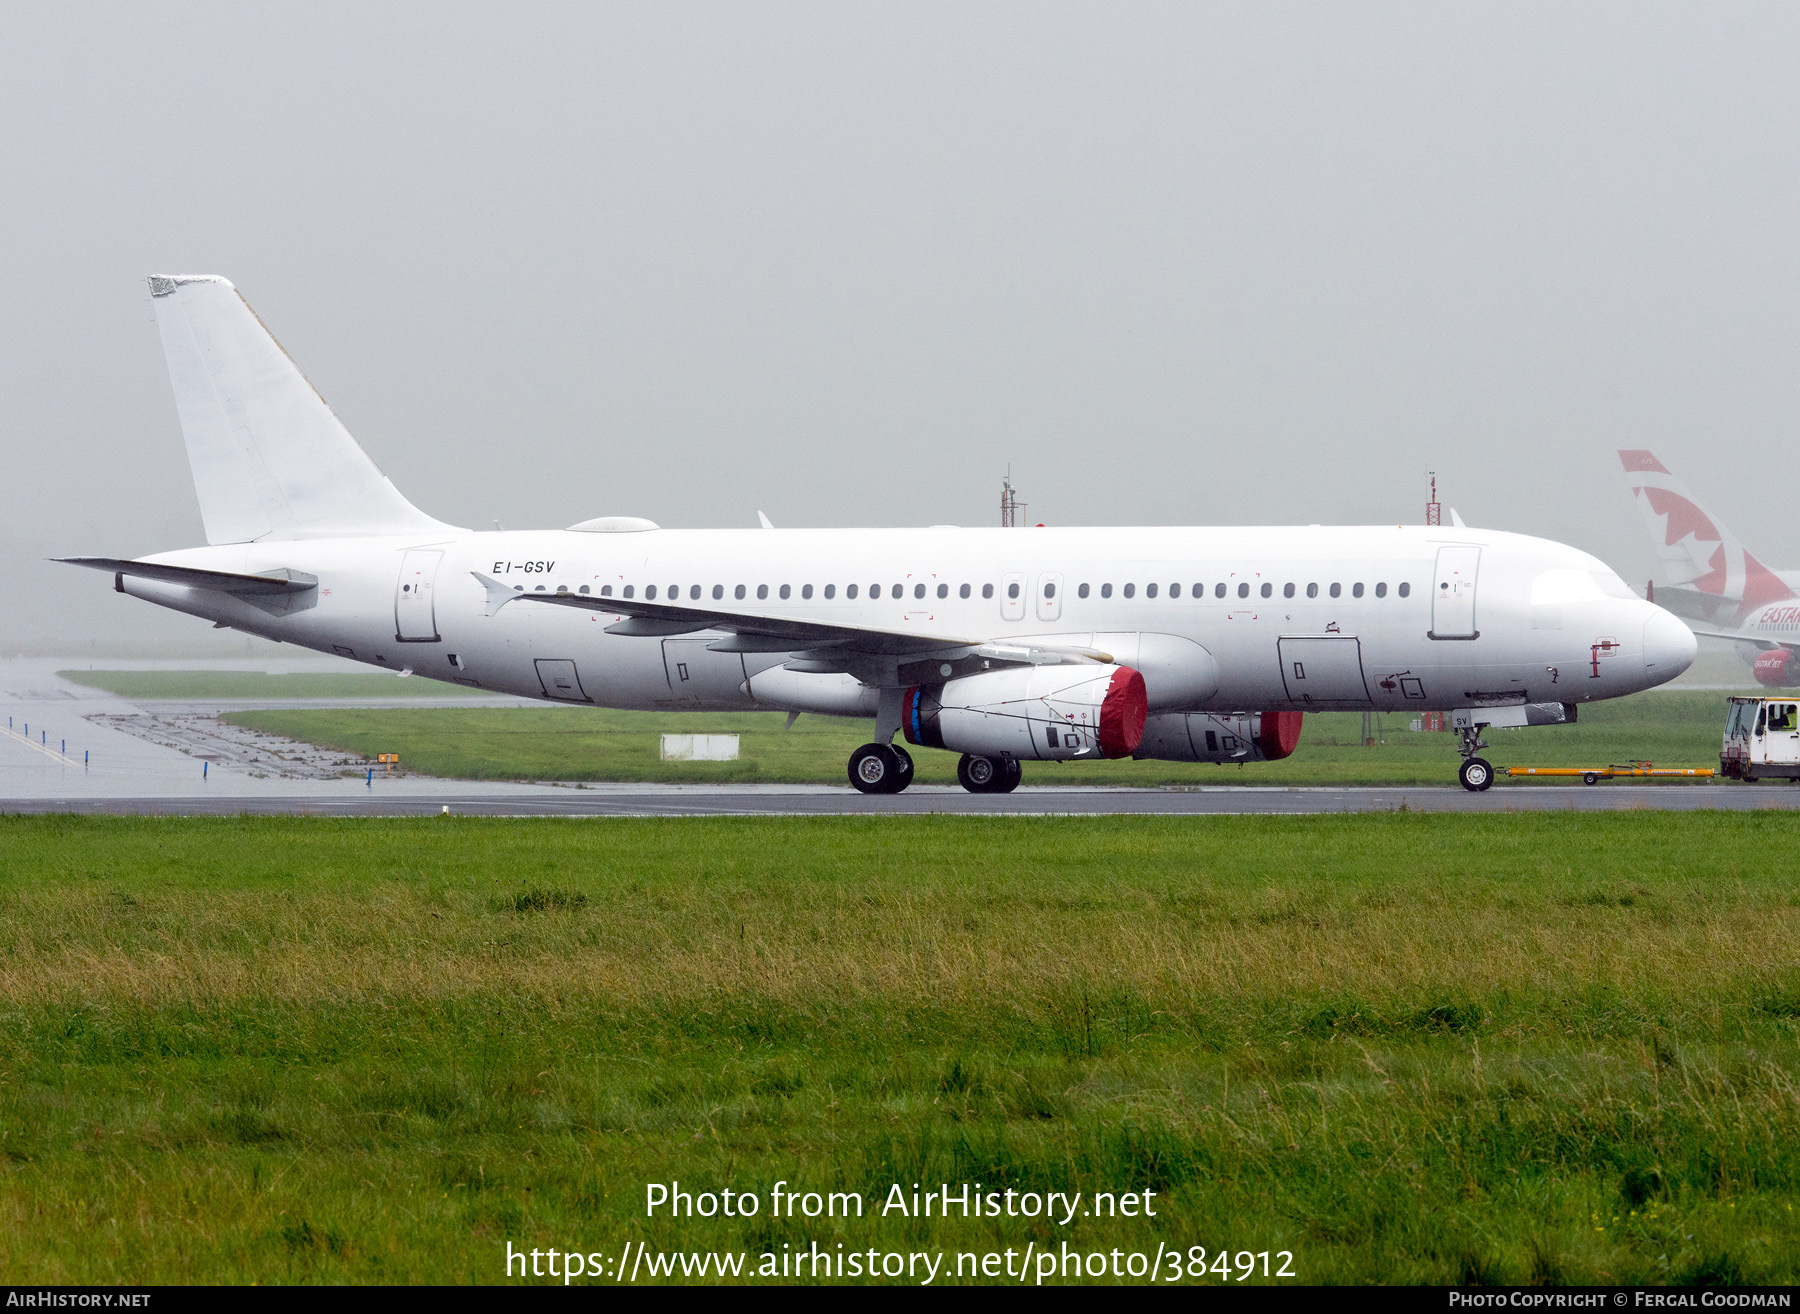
[1720,697,1800,782]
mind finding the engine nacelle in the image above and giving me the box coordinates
[902,664,1147,760]
[1752,648,1796,688]
[1133,710,1304,763]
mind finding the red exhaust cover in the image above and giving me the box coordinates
[1097,667,1148,758]
[1753,649,1796,688]
[1258,710,1304,760]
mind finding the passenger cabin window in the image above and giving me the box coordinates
[960,584,971,599]
[1330,583,1342,598]
[1170,583,1181,598]
[1374,582,1386,598]
[600,585,612,596]
[937,583,948,599]
[1145,583,1157,598]
[579,585,590,594]
[1007,582,1021,599]
[982,584,994,599]
[1123,583,1136,598]
[1214,583,1226,598]
[1352,583,1364,598]
[846,584,858,599]
[623,585,634,599]
[1044,581,1056,598]
[1307,583,1318,598]
[1283,583,1294,598]
[1192,583,1203,597]
[1398,582,1411,597]
[1260,583,1272,598]
[713,585,724,600]
[821,584,832,599]
[779,584,791,599]
[736,585,747,600]
[1078,583,1090,598]
[1101,583,1113,598]
[1237,583,1249,598]
[646,585,658,600]
[691,585,702,600]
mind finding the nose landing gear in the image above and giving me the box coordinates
[1457,722,1494,792]
[848,742,914,794]
[957,753,1021,794]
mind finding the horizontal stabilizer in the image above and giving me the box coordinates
[57,557,317,595]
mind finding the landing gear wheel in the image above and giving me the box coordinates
[957,754,999,793]
[1582,771,1599,786]
[1459,757,1494,792]
[848,744,910,795]
[993,758,1023,794]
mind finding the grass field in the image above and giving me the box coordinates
[2,813,1797,1284]
[59,670,490,700]
[216,690,1747,787]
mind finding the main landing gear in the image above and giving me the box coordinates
[957,753,1021,794]
[1457,722,1494,793]
[848,743,914,795]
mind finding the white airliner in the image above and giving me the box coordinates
[1619,450,1799,687]
[62,276,1697,793]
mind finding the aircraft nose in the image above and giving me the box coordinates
[1642,606,1697,681]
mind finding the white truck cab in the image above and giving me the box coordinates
[1722,696,1800,782]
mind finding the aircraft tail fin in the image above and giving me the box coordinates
[1618,449,1792,612]
[148,275,454,544]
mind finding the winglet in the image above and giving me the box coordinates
[757,511,775,530]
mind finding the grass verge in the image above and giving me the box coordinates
[220,690,1746,786]
[1,813,1797,1283]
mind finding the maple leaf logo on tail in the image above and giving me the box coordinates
[1619,450,1794,621]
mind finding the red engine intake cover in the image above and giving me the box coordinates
[1258,710,1304,760]
[1753,648,1796,687]
[1096,667,1149,758]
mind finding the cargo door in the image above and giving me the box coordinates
[394,549,443,642]
[534,659,588,702]
[661,637,750,706]
[1278,636,1372,706]
[1430,546,1481,639]
[1035,571,1063,622]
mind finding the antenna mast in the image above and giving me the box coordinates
[1001,469,1027,528]
[1425,472,1441,527]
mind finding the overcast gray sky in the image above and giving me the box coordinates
[4,2,1798,648]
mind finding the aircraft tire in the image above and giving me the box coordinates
[1459,757,1494,792]
[957,754,999,793]
[849,744,905,795]
[993,758,1023,794]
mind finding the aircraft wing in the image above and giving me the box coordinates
[474,573,1106,672]
[1686,626,1784,651]
[57,557,318,595]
